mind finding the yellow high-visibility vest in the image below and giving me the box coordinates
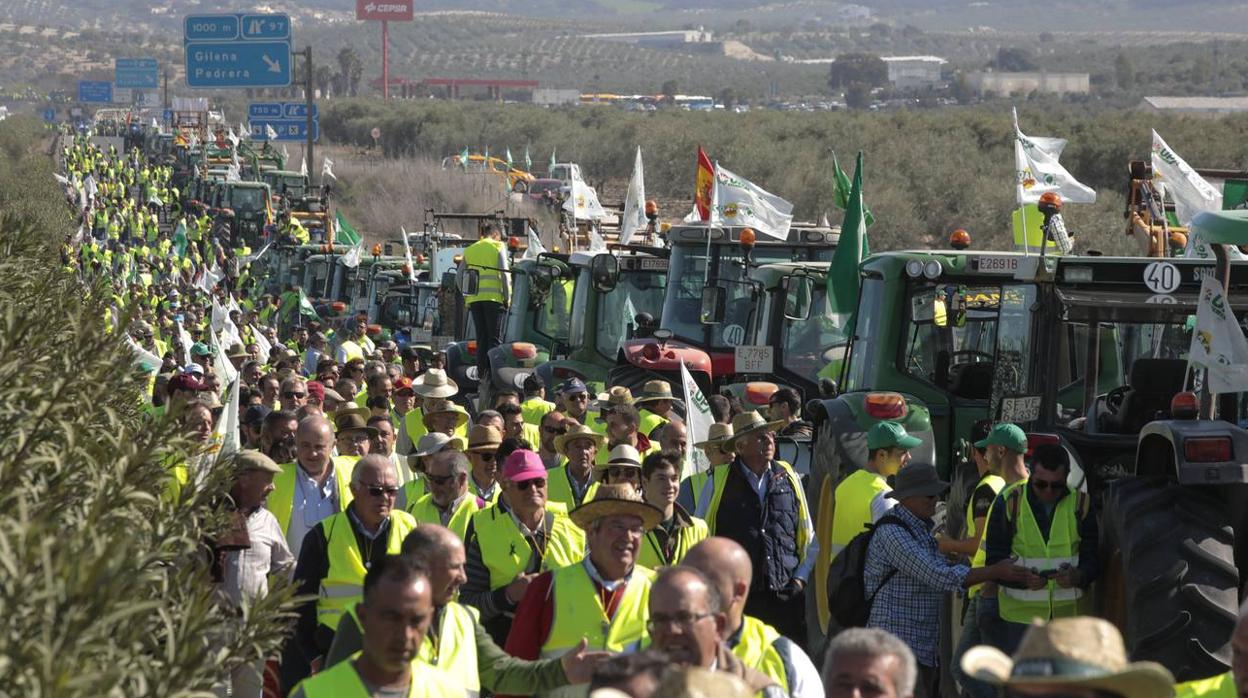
[470,505,585,590]
[293,652,464,698]
[540,562,654,658]
[463,239,507,306]
[317,510,417,630]
[998,485,1088,624]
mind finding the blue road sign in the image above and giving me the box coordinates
[77,81,113,103]
[240,14,290,40]
[283,103,318,118]
[115,58,158,89]
[43,108,56,122]
[184,14,240,42]
[249,102,284,119]
[250,119,319,142]
[186,41,292,88]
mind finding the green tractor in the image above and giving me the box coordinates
[532,247,670,395]
[207,180,274,250]
[808,237,1248,682]
[481,254,576,395]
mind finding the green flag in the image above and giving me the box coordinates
[335,210,361,246]
[524,146,532,172]
[172,219,189,258]
[832,151,875,227]
[298,288,321,321]
[827,151,869,327]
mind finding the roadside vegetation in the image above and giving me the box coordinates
[0,116,296,696]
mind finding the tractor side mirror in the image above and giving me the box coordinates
[783,275,813,321]
[591,253,619,293]
[459,268,480,296]
[531,265,554,297]
[701,286,726,325]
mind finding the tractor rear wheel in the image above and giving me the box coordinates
[1101,478,1238,681]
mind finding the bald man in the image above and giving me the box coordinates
[285,454,417,693]
[270,416,359,559]
[684,537,822,698]
[658,421,688,456]
[326,525,608,695]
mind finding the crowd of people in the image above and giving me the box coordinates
[60,129,1248,698]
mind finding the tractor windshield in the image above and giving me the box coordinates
[597,268,667,361]
[781,284,847,379]
[229,186,266,212]
[535,274,575,344]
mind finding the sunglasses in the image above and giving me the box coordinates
[476,452,496,462]
[543,426,567,435]
[567,394,588,401]
[283,391,306,399]
[1032,479,1065,492]
[364,484,399,497]
[425,473,456,486]
[516,478,546,491]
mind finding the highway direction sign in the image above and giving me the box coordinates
[249,103,284,119]
[249,119,319,142]
[77,81,113,103]
[115,58,158,89]
[184,13,291,88]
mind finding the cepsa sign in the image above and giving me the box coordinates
[356,0,414,21]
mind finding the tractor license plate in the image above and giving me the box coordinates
[998,395,1041,423]
[976,256,1018,273]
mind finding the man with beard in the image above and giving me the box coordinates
[260,409,298,463]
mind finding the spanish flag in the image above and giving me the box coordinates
[693,146,715,222]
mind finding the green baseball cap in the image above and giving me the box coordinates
[867,421,923,451]
[190,342,213,357]
[974,423,1028,454]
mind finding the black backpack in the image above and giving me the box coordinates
[826,515,912,628]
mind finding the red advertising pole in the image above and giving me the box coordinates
[381,20,389,100]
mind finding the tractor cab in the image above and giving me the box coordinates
[609,223,837,397]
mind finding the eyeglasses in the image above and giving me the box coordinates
[364,484,399,497]
[646,611,713,632]
[1032,479,1066,492]
[543,426,567,435]
[425,473,456,486]
[607,466,640,480]
[516,478,546,491]
[283,391,306,399]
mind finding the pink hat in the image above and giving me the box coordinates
[501,449,547,483]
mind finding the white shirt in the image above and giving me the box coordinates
[286,461,340,560]
[219,507,295,608]
[870,489,897,522]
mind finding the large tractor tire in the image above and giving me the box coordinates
[1101,478,1238,681]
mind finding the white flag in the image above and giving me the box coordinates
[226,164,240,182]
[227,127,239,148]
[712,164,794,240]
[214,377,241,457]
[197,264,223,292]
[322,156,336,181]
[175,319,194,367]
[151,117,159,130]
[588,228,609,253]
[300,157,308,177]
[239,122,251,139]
[84,173,97,198]
[1189,275,1248,393]
[342,242,363,268]
[400,226,417,283]
[266,123,279,141]
[126,335,163,373]
[251,324,273,364]
[1150,129,1236,261]
[1013,108,1096,205]
[562,169,607,221]
[281,144,289,162]
[521,225,546,261]
[680,360,714,481]
[211,327,239,385]
[620,147,647,246]
[618,295,639,353]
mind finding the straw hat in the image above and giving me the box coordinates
[634,380,675,405]
[421,399,469,430]
[413,368,458,398]
[961,617,1174,698]
[333,411,378,438]
[570,483,663,531]
[597,386,634,411]
[596,444,642,472]
[694,422,735,453]
[555,423,607,455]
[722,411,785,452]
[466,424,503,452]
[413,432,465,457]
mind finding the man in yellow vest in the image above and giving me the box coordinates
[287,454,417,691]
[520,373,556,426]
[684,537,822,696]
[556,378,592,425]
[828,421,921,559]
[633,379,677,439]
[465,424,504,504]
[458,224,510,384]
[406,450,485,540]
[695,411,816,643]
[950,421,1028,698]
[597,403,659,465]
[504,483,664,697]
[638,451,708,569]
[270,416,357,559]
[403,368,461,446]
[324,525,609,695]
[336,316,375,365]
[984,443,1098,654]
[289,554,466,698]
[546,423,605,510]
[461,450,587,645]
[678,422,734,513]
[646,565,779,694]
[536,410,570,470]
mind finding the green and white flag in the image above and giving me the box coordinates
[1189,274,1248,393]
[619,146,647,246]
[1013,107,1095,205]
[335,210,361,246]
[298,289,320,321]
[505,147,514,169]
[832,151,874,226]
[524,146,532,172]
[459,147,469,168]
[826,151,869,328]
[680,359,713,480]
